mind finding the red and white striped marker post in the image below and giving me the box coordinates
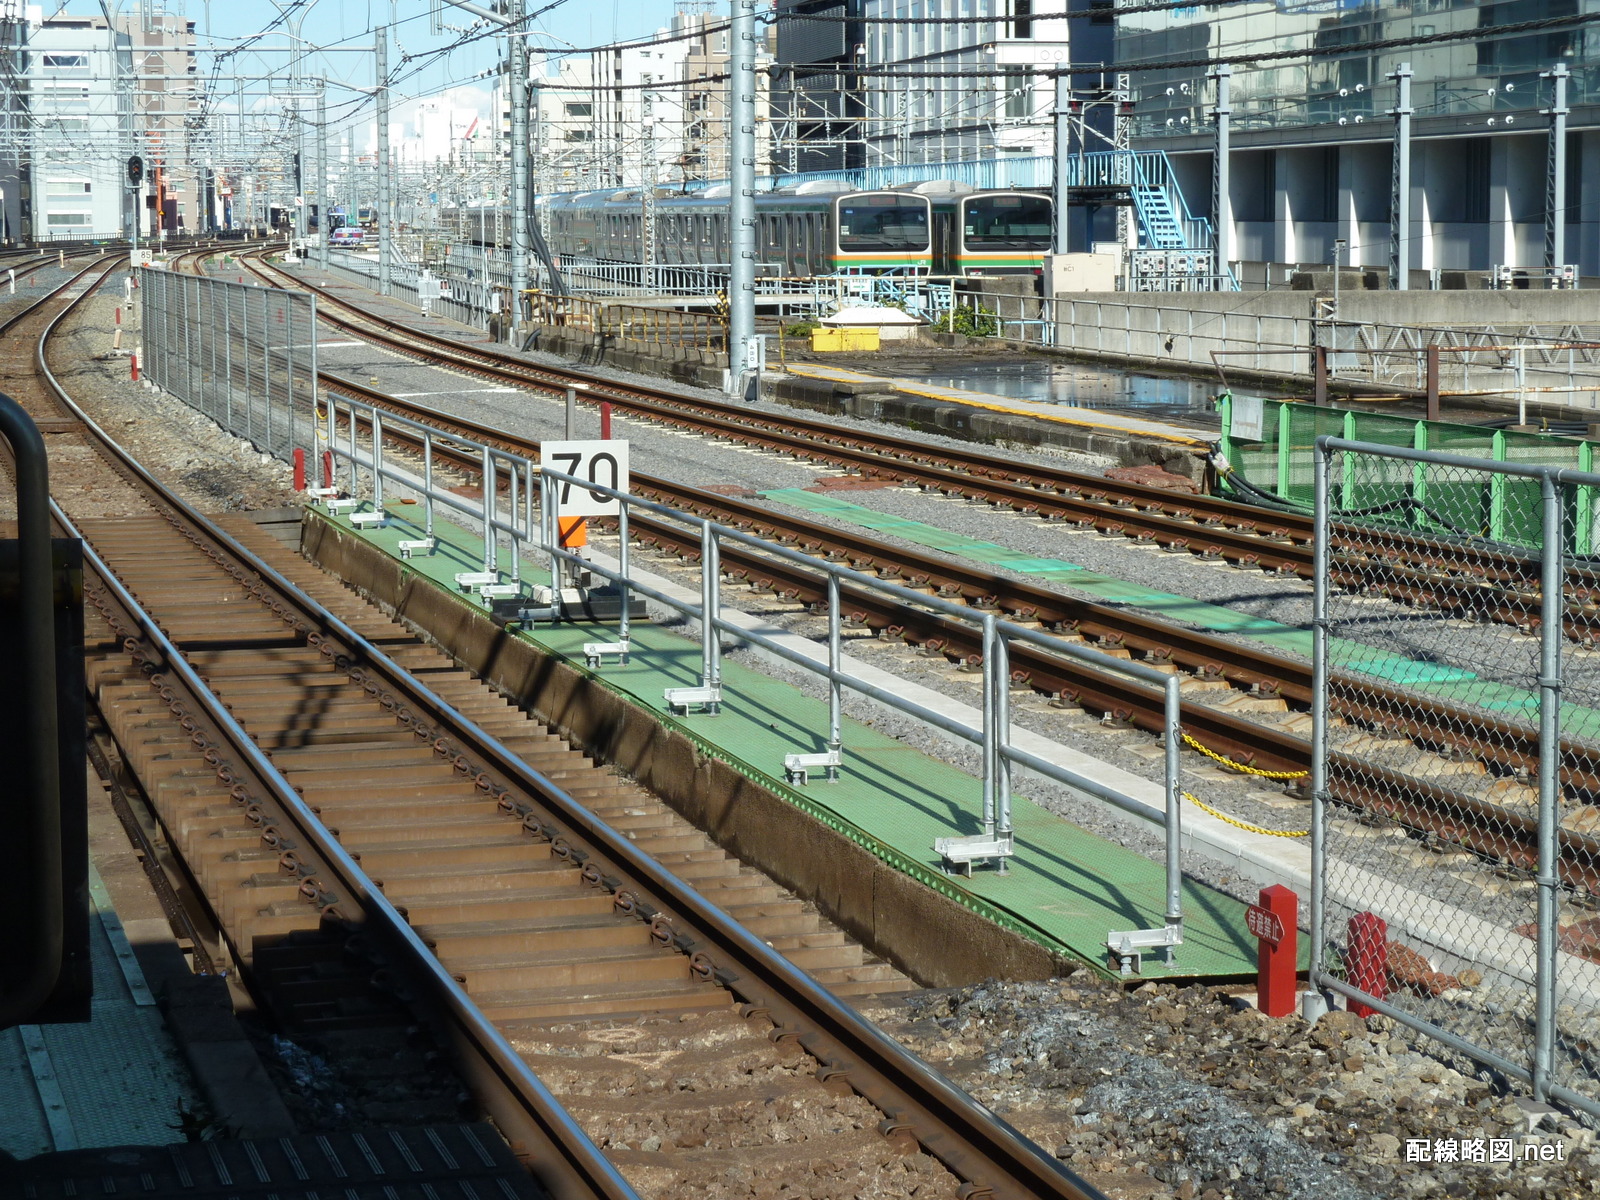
[601,401,612,440]
[322,451,333,489]
[114,306,121,325]
[129,352,139,382]
[1248,884,1298,1017]
[293,448,306,491]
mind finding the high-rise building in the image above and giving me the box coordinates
[1117,1,1598,277]
[12,12,134,241]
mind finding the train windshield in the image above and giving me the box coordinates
[836,195,929,252]
[963,194,1052,249]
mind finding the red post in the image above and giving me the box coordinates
[321,450,333,489]
[292,447,306,491]
[114,306,121,326]
[1252,884,1299,1017]
[1346,912,1389,1018]
[600,401,612,440]
[130,352,139,382]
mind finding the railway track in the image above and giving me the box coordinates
[217,250,1600,902]
[238,249,1591,639]
[11,242,1109,1198]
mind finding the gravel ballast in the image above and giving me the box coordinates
[63,267,1600,1198]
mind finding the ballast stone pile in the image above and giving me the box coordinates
[866,980,1598,1200]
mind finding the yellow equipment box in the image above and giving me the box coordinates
[810,327,880,352]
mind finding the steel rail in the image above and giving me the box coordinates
[21,258,647,1200]
[47,247,1114,1200]
[235,247,1600,631]
[218,251,1600,888]
[301,367,1600,902]
[309,362,1600,790]
[295,362,1600,909]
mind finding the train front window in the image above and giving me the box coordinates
[963,194,1052,249]
[837,197,929,252]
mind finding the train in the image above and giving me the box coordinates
[458,181,1053,277]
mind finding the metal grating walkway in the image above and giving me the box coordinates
[0,1123,544,1199]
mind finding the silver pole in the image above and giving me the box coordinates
[1310,440,1332,992]
[1535,472,1563,1101]
[980,613,997,840]
[376,27,393,297]
[508,0,530,337]
[543,472,560,607]
[316,83,329,268]
[1387,63,1412,291]
[1163,675,1183,931]
[618,497,632,645]
[1543,62,1569,276]
[1209,64,1232,287]
[508,462,520,584]
[826,572,841,759]
[482,445,496,573]
[424,431,435,536]
[994,625,1012,874]
[700,521,718,689]
[726,0,757,396]
[372,407,384,510]
[290,13,306,247]
[1051,70,1071,256]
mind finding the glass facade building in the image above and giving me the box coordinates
[1116,0,1600,275]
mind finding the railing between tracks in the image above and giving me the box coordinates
[137,266,318,465]
[1313,437,1600,1119]
[312,250,499,332]
[312,391,1190,968]
[1219,395,1600,554]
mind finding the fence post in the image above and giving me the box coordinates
[1534,471,1563,1101]
[1310,440,1331,1002]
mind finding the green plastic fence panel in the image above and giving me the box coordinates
[1343,410,1424,522]
[1217,401,1600,550]
[1281,403,1346,507]
[1580,442,1595,557]
[1498,431,1583,551]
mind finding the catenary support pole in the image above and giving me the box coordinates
[1543,62,1569,278]
[508,0,531,338]
[726,0,757,397]
[316,83,329,268]
[376,27,392,297]
[1209,64,1232,287]
[1052,70,1071,256]
[1388,63,1413,291]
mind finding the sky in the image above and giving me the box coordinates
[51,0,690,139]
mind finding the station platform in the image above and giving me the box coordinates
[309,500,1286,983]
[0,862,202,1159]
[781,362,1215,451]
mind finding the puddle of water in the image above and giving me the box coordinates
[891,359,1239,420]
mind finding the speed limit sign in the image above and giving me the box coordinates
[540,440,630,517]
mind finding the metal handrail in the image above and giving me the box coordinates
[0,393,62,1027]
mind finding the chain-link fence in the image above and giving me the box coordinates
[1312,435,1600,1119]
[139,267,318,465]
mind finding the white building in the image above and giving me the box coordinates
[14,13,135,241]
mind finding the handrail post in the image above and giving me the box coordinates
[0,393,62,1026]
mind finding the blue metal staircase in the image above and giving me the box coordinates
[1131,185,1185,249]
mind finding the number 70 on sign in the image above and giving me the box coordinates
[539,440,630,517]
